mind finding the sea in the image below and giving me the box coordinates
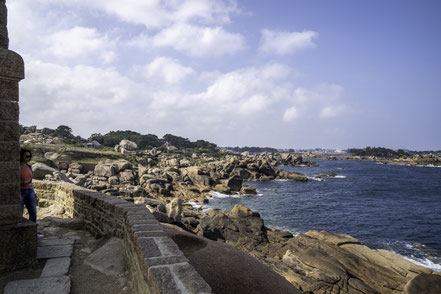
[197,159,441,272]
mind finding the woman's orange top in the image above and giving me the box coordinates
[20,164,33,189]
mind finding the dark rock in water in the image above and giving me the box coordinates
[225,175,242,191]
[258,161,277,177]
[240,185,257,195]
[213,184,231,194]
[230,204,260,218]
[276,169,308,181]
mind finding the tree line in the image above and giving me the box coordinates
[347,147,411,158]
[89,131,218,150]
[20,125,218,150]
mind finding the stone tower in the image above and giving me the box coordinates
[0,0,37,272]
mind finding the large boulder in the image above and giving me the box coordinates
[44,152,60,161]
[119,170,135,183]
[94,160,117,178]
[182,166,213,188]
[166,198,183,223]
[277,169,308,181]
[197,205,267,252]
[404,273,441,294]
[265,230,439,294]
[240,185,257,195]
[119,139,138,150]
[68,162,83,174]
[224,175,242,191]
[258,161,277,177]
[32,162,58,180]
[113,159,132,171]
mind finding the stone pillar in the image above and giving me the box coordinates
[0,0,37,273]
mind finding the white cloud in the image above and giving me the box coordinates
[285,83,347,120]
[33,0,239,29]
[150,23,245,57]
[144,63,292,127]
[8,0,354,147]
[19,57,143,135]
[283,107,299,122]
[47,26,116,63]
[259,29,318,55]
[141,57,194,84]
[319,106,338,118]
[238,94,269,114]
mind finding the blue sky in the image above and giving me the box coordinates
[7,0,441,149]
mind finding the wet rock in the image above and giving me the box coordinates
[224,175,242,192]
[240,185,257,195]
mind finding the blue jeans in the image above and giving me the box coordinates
[21,188,37,223]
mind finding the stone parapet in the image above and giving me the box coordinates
[0,219,37,272]
[0,48,24,80]
[33,181,212,294]
[0,79,18,101]
[0,0,8,49]
[0,0,37,274]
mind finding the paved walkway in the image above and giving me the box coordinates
[4,235,74,293]
[1,217,132,294]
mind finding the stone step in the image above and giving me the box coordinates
[38,238,75,247]
[37,244,73,259]
[40,257,71,278]
[4,276,71,294]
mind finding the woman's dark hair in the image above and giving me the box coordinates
[20,148,32,162]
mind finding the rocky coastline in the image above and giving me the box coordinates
[21,131,441,293]
[308,153,441,168]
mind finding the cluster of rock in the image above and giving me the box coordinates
[136,151,308,203]
[31,143,309,204]
[342,154,441,167]
[20,131,64,145]
[192,204,441,294]
[240,151,319,167]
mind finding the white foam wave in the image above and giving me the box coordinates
[333,175,347,179]
[185,201,203,209]
[208,191,241,199]
[275,179,289,182]
[416,164,441,168]
[269,224,305,236]
[400,255,441,272]
[386,242,441,273]
[308,176,324,182]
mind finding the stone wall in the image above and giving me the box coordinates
[33,180,212,294]
[0,0,37,273]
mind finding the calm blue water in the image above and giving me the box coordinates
[204,159,441,271]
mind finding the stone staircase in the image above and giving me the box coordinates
[4,236,74,294]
